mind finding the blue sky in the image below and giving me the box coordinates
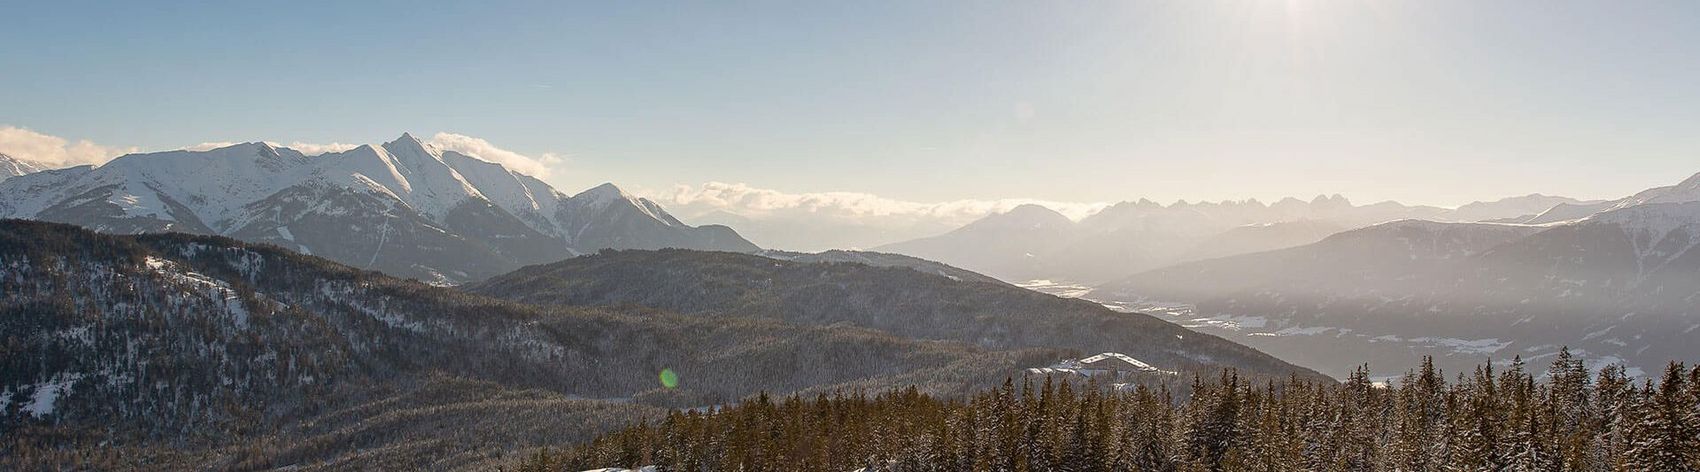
[4,0,1699,208]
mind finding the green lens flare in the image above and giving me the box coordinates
[659,368,679,389]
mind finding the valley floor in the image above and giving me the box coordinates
[1017,280,1649,380]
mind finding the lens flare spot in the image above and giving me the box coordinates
[659,368,679,389]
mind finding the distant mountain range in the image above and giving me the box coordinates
[876,193,1598,283]
[0,134,756,283]
[1092,171,1700,379]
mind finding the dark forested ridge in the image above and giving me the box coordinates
[465,249,1330,383]
[524,352,1700,472]
[755,248,1009,286]
[0,220,1068,469]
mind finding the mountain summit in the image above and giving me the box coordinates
[0,153,48,180]
[0,134,758,283]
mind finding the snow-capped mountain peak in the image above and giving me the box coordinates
[576,182,637,208]
[0,153,48,180]
[0,133,758,283]
[1611,171,1700,210]
[566,182,682,228]
[1646,171,1700,204]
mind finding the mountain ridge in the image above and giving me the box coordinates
[0,153,48,180]
[0,134,758,283]
[1092,171,1700,378]
[464,248,1333,383]
[875,193,1594,283]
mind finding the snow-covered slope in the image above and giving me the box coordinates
[1512,201,1618,224]
[0,153,48,180]
[0,134,758,283]
[1449,193,1602,223]
[1613,171,1700,208]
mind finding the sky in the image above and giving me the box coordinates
[4,1,1699,219]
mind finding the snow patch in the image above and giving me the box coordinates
[1029,352,1178,376]
[144,256,252,328]
[23,373,82,418]
[1407,337,1512,355]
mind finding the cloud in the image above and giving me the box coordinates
[664,181,1107,224]
[0,126,137,166]
[426,132,563,178]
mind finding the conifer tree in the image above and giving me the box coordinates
[540,357,1700,472]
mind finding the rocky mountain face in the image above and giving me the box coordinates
[1092,172,1700,379]
[0,153,47,180]
[0,220,1051,470]
[876,194,1593,284]
[464,248,1332,384]
[0,135,757,284]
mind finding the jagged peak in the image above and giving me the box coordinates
[577,182,634,202]
[1306,193,1352,208]
[381,132,438,160]
[571,182,650,213]
[389,132,423,146]
[0,152,48,177]
[563,182,686,228]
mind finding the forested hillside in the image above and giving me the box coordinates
[466,249,1329,383]
[0,220,1061,469]
[523,352,1700,472]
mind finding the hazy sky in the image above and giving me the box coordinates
[4,0,1699,208]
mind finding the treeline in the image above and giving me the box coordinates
[519,350,1699,472]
